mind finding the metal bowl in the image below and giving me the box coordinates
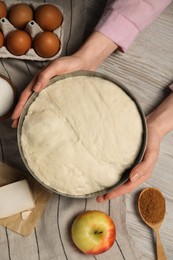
[17,71,147,198]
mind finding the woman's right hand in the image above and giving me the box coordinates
[11,54,92,128]
[11,31,118,128]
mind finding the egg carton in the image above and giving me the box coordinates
[0,1,64,61]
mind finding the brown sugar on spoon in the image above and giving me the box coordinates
[138,188,166,260]
[139,188,165,225]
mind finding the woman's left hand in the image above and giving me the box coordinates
[97,115,162,202]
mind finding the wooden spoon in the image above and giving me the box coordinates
[138,188,166,260]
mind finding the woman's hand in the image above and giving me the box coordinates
[11,32,118,128]
[97,90,173,202]
[11,55,93,128]
[97,115,163,202]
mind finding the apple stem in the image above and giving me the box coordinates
[94,231,103,234]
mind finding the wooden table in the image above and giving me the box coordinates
[0,1,173,259]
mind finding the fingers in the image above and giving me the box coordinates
[11,58,67,127]
[11,59,63,127]
[33,61,61,92]
[12,78,36,118]
[11,76,37,127]
[12,88,32,119]
[33,56,85,92]
[97,146,160,203]
[130,145,159,183]
[97,179,139,203]
[33,70,50,92]
[97,174,148,203]
[11,119,18,128]
[11,56,84,126]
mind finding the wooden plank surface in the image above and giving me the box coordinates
[0,1,173,259]
[96,2,173,260]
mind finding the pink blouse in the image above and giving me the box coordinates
[95,0,171,51]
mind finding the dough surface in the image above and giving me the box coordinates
[21,76,143,195]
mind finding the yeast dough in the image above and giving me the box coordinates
[21,76,143,196]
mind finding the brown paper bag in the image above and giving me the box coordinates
[0,162,52,236]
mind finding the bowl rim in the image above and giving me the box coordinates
[17,70,147,198]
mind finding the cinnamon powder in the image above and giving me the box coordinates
[139,188,165,224]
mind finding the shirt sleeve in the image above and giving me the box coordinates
[95,0,172,51]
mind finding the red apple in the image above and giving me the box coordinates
[71,210,116,255]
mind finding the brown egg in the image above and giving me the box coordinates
[8,3,33,29]
[0,1,7,18]
[34,32,60,58]
[34,4,63,31]
[6,30,32,56]
[0,31,4,47]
